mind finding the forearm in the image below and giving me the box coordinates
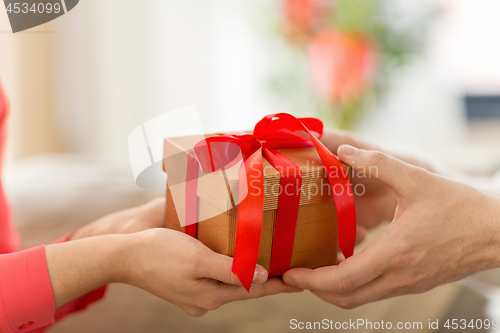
[44,199,165,308]
[45,234,131,308]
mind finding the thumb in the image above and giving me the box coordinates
[202,251,268,286]
[338,145,417,195]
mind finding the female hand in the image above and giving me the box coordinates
[282,145,500,309]
[46,228,302,315]
[120,228,302,316]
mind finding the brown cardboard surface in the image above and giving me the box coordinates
[163,134,351,274]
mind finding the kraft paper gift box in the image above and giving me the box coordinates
[162,133,352,274]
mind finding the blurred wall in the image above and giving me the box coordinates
[2,0,500,167]
[52,0,219,160]
[0,10,61,163]
[50,0,274,161]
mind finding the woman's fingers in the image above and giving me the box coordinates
[187,278,302,314]
[214,278,303,304]
[200,249,268,286]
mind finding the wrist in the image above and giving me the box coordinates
[478,193,500,270]
[101,234,132,285]
[110,231,147,286]
[45,234,130,307]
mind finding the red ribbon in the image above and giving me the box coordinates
[184,113,356,291]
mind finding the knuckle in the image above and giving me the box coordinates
[406,166,425,186]
[404,274,426,292]
[336,298,358,310]
[388,252,411,270]
[189,242,206,258]
[256,285,266,298]
[405,277,420,289]
[296,275,312,291]
[255,283,271,298]
[198,298,221,311]
[392,273,422,292]
[188,245,208,271]
[186,308,208,317]
[334,276,354,293]
[367,151,386,167]
[142,228,159,241]
[395,278,414,290]
[409,283,428,294]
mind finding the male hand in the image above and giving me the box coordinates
[321,130,432,230]
[70,198,166,240]
[282,145,500,309]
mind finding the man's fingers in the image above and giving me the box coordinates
[319,281,412,310]
[139,197,167,228]
[337,226,368,264]
[282,245,386,293]
[311,274,392,310]
[321,130,380,154]
[200,250,268,286]
[338,145,420,195]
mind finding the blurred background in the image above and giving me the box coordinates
[2,0,500,332]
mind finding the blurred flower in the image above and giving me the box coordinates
[307,30,376,104]
[283,0,333,42]
[268,0,435,129]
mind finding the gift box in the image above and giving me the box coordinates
[163,114,356,290]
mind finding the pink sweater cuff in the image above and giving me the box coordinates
[0,245,56,332]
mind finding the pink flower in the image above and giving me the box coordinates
[283,0,332,42]
[308,30,376,104]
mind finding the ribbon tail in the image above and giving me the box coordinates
[231,148,264,291]
[263,146,302,277]
[185,152,199,238]
[307,133,356,258]
[263,113,356,259]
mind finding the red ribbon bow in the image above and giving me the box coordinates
[184,113,356,291]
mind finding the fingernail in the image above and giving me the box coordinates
[341,145,359,157]
[282,276,295,287]
[252,267,268,284]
